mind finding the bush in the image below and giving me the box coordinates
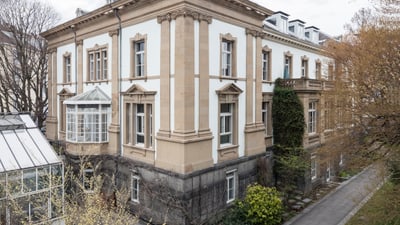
[223,184,283,225]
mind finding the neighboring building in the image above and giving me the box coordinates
[0,113,64,225]
[41,0,336,223]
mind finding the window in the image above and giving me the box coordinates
[220,33,237,78]
[324,101,333,130]
[311,155,317,180]
[123,84,156,150]
[130,33,147,78]
[262,51,270,81]
[226,171,236,203]
[66,104,111,142]
[308,101,317,134]
[262,102,268,135]
[131,175,140,203]
[126,103,153,148]
[222,40,232,77]
[283,53,292,79]
[326,162,331,182]
[83,165,94,192]
[315,60,322,79]
[23,169,36,193]
[301,57,308,78]
[87,45,108,82]
[135,41,145,77]
[63,53,71,83]
[220,103,232,146]
[339,153,344,166]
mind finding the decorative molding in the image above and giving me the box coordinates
[48,48,57,54]
[76,39,83,46]
[108,29,119,37]
[262,45,271,52]
[157,9,212,24]
[245,28,265,38]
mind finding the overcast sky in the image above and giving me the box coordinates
[41,0,374,36]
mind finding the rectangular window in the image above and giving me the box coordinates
[284,55,292,79]
[88,48,108,81]
[131,175,140,203]
[226,171,235,203]
[64,56,71,83]
[102,50,108,80]
[220,103,232,145]
[262,102,268,135]
[262,51,269,81]
[89,53,94,81]
[135,41,145,77]
[301,59,308,78]
[308,102,317,134]
[136,104,145,145]
[96,52,101,80]
[311,155,317,180]
[83,167,94,192]
[125,103,153,148]
[222,40,232,77]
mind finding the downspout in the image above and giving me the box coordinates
[70,24,78,95]
[114,8,122,156]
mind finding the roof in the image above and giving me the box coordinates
[0,113,61,173]
[64,86,111,105]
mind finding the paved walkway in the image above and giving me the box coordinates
[284,165,384,225]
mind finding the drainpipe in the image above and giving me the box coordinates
[114,8,123,156]
[70,24,78,95]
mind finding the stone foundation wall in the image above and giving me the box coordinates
[65,152,273,225]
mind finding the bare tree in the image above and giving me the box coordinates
[324,0,400,168]
[0,0,60,128]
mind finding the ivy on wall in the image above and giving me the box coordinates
[272,78,308,196]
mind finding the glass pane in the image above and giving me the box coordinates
[51,187,63,219]
[137,134,144,144]
[221,104,230,113]
[51,164,63,186]
[0,174,5,199]
[225,116,231,132]
[220,134,231,145]
[83,169,94,191]
[5,173,17,194]
[31,192,49,222]
[38,167,49,190]
[23,169,36,192]
[11,196,29,224]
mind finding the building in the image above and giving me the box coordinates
[41,0,335,223]
[0,113,64,225]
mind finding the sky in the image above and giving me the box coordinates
[40,0,374,36]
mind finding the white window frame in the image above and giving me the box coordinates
[226,171,236,203]
[221,40,232,77]
[66,104,111,143]
[262,51,269,81]
[65,56,71,83]
[220,103,232,146]
[326,161,331,182]
[301,59,307,78]
[89,53,94,81]
[262,102,268,135]
[284,55,291,79]
[339,153,344,166]
[95,52,101,80]
[136,104,145,145]
[131,175,140,203]
[135,41,145,77]
[308,102,317,134]
[102,50,108,80]
[311,155,317,181]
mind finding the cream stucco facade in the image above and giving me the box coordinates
[42,0,335,223]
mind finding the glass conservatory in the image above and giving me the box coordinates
[64,87,111,143]
[0,114,64,225]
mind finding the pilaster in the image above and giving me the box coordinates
[107,29,120,155]
[76,39,83,94]
[46,49,58,141]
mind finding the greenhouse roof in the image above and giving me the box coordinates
[0,113,61,173]
[64,86,111,105]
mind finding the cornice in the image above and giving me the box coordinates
[47,48,57,54]
[158,8,212,24]
[76,39,83,46]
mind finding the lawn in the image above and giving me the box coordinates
[347,182,400,225]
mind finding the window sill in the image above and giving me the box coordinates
[219,76,238,82]
[218,144,238,156]
[85,80,109,85]
[129,76,147,82]
[124,144,154,156]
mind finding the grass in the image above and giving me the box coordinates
[346,181,400,225]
